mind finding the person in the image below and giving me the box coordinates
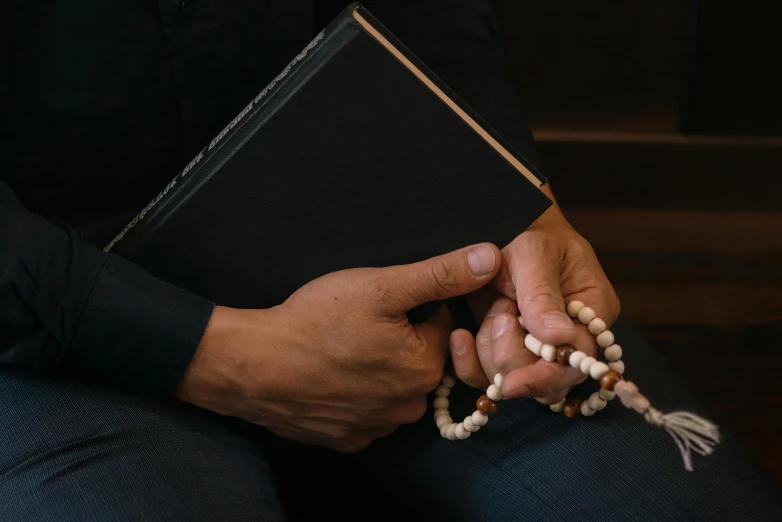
[1,1,780,520]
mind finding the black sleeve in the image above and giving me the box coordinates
[325,0,547,175]
[0,182,215,396]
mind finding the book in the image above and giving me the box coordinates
[105,3,552,313]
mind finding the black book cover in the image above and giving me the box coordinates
[106,3,552,311]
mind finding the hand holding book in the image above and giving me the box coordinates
[176,243,501,452]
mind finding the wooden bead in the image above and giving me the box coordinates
[600,370,623,391]
[578,306,596,325]
[563,398,582,418]
[440,423,451,438]
[596,330,615,349]
[550,399,565,413]
[556,346,576,365]
[569,350,587,369]
[487,384,503,401]
[581,401,596,417]
[579,356,597,375]
[494,373,504,387]
[463,416,479,432]
[599,388,616,401]
[441,374,456,388]
[566,300,584,318]
[588,392,607,411]
[588,318,607,335]
[609,360,625,375]
[436,415,453,429]
[433,397,449,409]
[434,385,451,397]
[517,315,525,329]
[446,424,458,440]
[476,395,498,415]
[524,334,543,356]
[589,361,610,380]
[540,344,557,362]
[604,344,623,361]
[433,408,450,420]
[471,411,489,426]
[455,423,470,440]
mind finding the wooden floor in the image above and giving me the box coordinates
[536,132,782,488]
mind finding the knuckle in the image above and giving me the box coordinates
[364,274,397,309]
[429,258,459,293]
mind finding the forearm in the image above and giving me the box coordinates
[0,181,214,396]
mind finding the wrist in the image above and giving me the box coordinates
[176,305,276,415]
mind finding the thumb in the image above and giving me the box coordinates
[514,245,576,347]
[379,243,500,312]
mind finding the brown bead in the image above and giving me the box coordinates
[600,370,623,391]
[556,346,576,366]
[563,398,582,418]
[476,395,498,415]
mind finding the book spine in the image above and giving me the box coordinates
[104,8,358,252]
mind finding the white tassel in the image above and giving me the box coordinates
[615,381,721,472]
[644,408,721,472]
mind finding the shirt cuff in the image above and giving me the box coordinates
[64,253,215,396]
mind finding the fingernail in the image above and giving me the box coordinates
[452,335,466,356]
[467,245,495,276]
[542,311,574,329]
[487,299,508,317]
[492,315,511,340]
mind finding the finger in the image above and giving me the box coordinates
[501,359,587,400]
[475,310,533,381]
[374,243,501,313]
[508,235,576,347]
[413,303,452,370]
[377,396,428,425]
[535,389,570,405]
[450,329,491,389]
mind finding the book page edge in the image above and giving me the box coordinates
[352,9,544,190]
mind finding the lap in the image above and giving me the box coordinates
[0,368,284,522]
[2,317,780,521]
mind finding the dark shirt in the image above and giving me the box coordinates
[1,0,542,396]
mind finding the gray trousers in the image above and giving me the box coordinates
[1,317,780,521]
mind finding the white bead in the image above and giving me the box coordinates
[517,315,524,329]
[604,344,622,361]
[435,385,451,397]
[599,388,616,401]
[455,423,470,440]
[433,408,450,420]
[550,399,565,413]
[493,373,504,388]
[581,402,596,416]
[588,318,607,335]
[577,306,596,325]
[436,415,453,429]
[487,384,503,401]
[524,334,543,356]
[579,356,597,375]
[463,416,479,432]
[609,360,625,374]
[588,392,607,411]
[471,411,489,426]
[540,344,557,362]
[569,350,587,369]
[441,374,456,388]
[596,330,615,349]
[566,300,584,318]
[433,397,449,409]
[589,361,610,380]
[440,424,451,438]
[447,423,458,440]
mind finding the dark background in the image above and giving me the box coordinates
[491,0,782,486]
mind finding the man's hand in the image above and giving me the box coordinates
[452,189,620,403]
[177,243,500,452]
